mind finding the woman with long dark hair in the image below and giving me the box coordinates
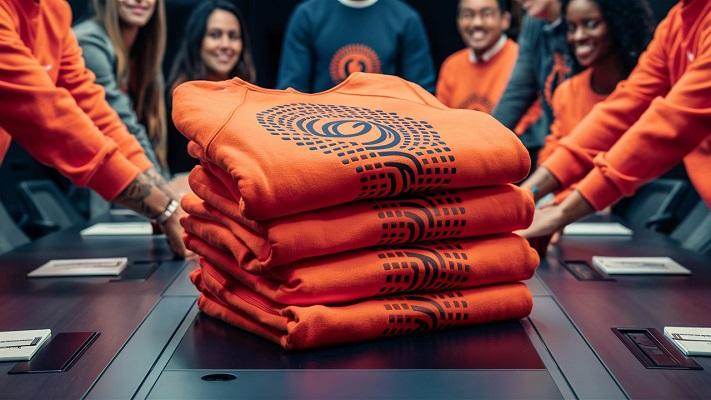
[536,0,654,163]
[166,1,256,173]
[74,0,169,175]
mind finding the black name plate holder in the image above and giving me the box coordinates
[8,331,100,374]
[562,260,615,281]
[613,328,702,370]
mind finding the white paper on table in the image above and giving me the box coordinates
[80,222,152,236]
[591,256,691,275]
[0,329,52,361]
[664,326,711,356]
[563,222,633,236]
[27,257,128,277]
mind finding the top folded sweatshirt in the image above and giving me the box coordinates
[172,72,530,220]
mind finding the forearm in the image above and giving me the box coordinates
[113,173,172,218]
[521,167,560,201]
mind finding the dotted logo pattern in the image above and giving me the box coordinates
[256,103,456,199]
[382,291,470,336]
[377,241,471,295]
[371,191,467,245]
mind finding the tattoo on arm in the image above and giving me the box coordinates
[114,177,154,216]
[144,169,178,199]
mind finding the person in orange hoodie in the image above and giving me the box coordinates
[519,0,711,238]
[0,0,188,257]
[536,0,654,164]
[436,0,540,136]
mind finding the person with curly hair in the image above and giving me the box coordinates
[536,0,654,163]
[519,0,711,239]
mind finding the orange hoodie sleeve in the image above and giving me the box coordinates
[56,23,152,173]
[0,4,143,200]
[541,15,673,190]
[577,26,711,210]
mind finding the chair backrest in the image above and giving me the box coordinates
[17,180,85,235]
[0,200,29,254]
[670,200,711,256]
[612,179,696,233]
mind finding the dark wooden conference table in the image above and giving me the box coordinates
[1,215,710,399]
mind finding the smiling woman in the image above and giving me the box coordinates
[535,0,654,164]
[166,0,256,173]
[73,0,169,174]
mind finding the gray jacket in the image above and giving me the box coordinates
[73,19,163,173]
[492,16,573,150]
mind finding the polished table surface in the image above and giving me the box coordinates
[0,222,188,399]
[537,231,711,399]
[1,217,710,399]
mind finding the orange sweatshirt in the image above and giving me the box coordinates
[436,40,519,113]
[191,266,533,350]
[173,72,530,220]
[436,39,542,135]
[538,68,608,164]
[0,0,152,200]
[542,0,711,210]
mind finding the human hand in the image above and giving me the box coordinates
[113,173,191,258]
[157,206,193,258]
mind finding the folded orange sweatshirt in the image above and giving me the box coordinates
[172,72,530,220]
[185,233,538,305]
[191,267,533,350]
[182,174,533,272]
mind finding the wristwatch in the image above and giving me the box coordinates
[152,199,179,224]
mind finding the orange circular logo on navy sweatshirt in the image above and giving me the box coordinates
[329,44,382,84]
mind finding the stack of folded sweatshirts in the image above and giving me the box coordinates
[173,72,539,350]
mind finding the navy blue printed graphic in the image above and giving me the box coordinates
[382,290,469,336]
[371,191,467,245]
[256,103,456,199]
[377,241,472,295]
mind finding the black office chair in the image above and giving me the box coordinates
[612,179,696,234]
[670,200,711,256]
[0,200,30,254]
[17,179,86,238]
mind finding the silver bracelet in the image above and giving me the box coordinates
[152,199,179,224]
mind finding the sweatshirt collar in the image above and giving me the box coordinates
[337,0,379,8]
[469,35,507,64]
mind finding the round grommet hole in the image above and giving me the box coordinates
[201,373,237,382]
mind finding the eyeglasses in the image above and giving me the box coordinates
[458,8,501,22]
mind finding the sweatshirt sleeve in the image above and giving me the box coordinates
[0,9,141,200]
[541,16,673,189]
[276,4,314,92]
[575,24,711,210]
[399,10,435,94]
[75,27,162,171]
[492,16,540,129]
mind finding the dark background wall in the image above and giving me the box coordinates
[68,0,677,88]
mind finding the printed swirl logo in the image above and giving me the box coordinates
[329,44,381,84]
[377,241,472,296]
[382,290,470,336]
[256,103,456,199]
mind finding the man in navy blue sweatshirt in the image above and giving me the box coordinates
[276,0,435,93]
